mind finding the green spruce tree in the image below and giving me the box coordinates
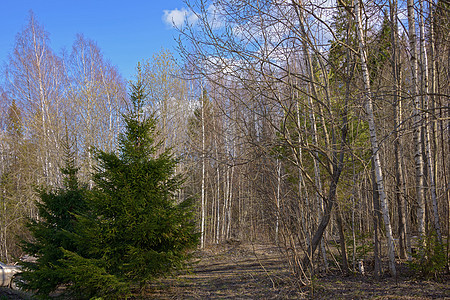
[20,138,88,297]
[60,67,199,298]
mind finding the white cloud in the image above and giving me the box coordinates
[162,8,198,28]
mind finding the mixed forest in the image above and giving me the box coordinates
[0,0,449,296]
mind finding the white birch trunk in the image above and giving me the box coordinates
[419,0,442,242]
[216,165,221,244]
[275,158,281,243]
[226,165,234,239]
[32,20,51,185]
[200,90,206,248]
[390,0,408,259]
[295,99,310,249]
[304,42,328,269]
[222,168,228,239]
[355,0,396,277]
[407,0,426,241]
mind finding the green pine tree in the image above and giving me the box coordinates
[20,138,88,297]
[61,68,199,298]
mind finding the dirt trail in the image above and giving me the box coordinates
[145,243,450,299]
[145,243,300,299]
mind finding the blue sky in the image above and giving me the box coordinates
[0,0,196,80]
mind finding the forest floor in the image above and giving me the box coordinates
[1,242,449,299]
[142,242,449,299]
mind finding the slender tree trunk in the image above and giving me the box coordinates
[222,167,230,239]
[200,90,206,248]
[355,0,396,276]
[306,53,328,271]
[336,208,349,274]
[33,26,51,186]
[226,165,233,239]
[293,0,331,270]
[390,0,408,259]
[213,109,221,244]
[419,0,442,242]
[300,89,349,269]
[431,1,450,270]
[372,158,382,278]
[295,91,309,250]
[302,150,346,268]
[400,137,413,260]
[351,163,357,271]
[407,0,427,242]
[304,36,328,271]
[216,165,221,243]
[275,158,281,243]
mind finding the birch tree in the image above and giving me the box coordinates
[5,12,66,187]
[354,0,396,276]
[407,0,426,241]
[200,89,207,248]
[419,0,442,242]
[141,49,190,155]
[66,34,126,184]
[390,0,408,259]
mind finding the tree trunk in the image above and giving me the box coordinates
[419,0,442,242]
[302,152,345,268]
[407,0,426,242]
[390,0,408,259]
[292,0,331,271]
[275,158,281,243]
[336,208,349,274]
[372,158,382,278]
[200,89,206,248]
[355,0,396,277]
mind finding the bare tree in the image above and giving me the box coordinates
[177,0,354,281]
[5,12,66,187]
[66,34,126,184]
[354,0,396,276]
[141,49,190,155]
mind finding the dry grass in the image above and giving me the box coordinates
[141,243,449,299]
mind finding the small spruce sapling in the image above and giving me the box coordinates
[20,138,88,296]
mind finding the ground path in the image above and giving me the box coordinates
[145,243,300,299]
[144,243,449,299]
